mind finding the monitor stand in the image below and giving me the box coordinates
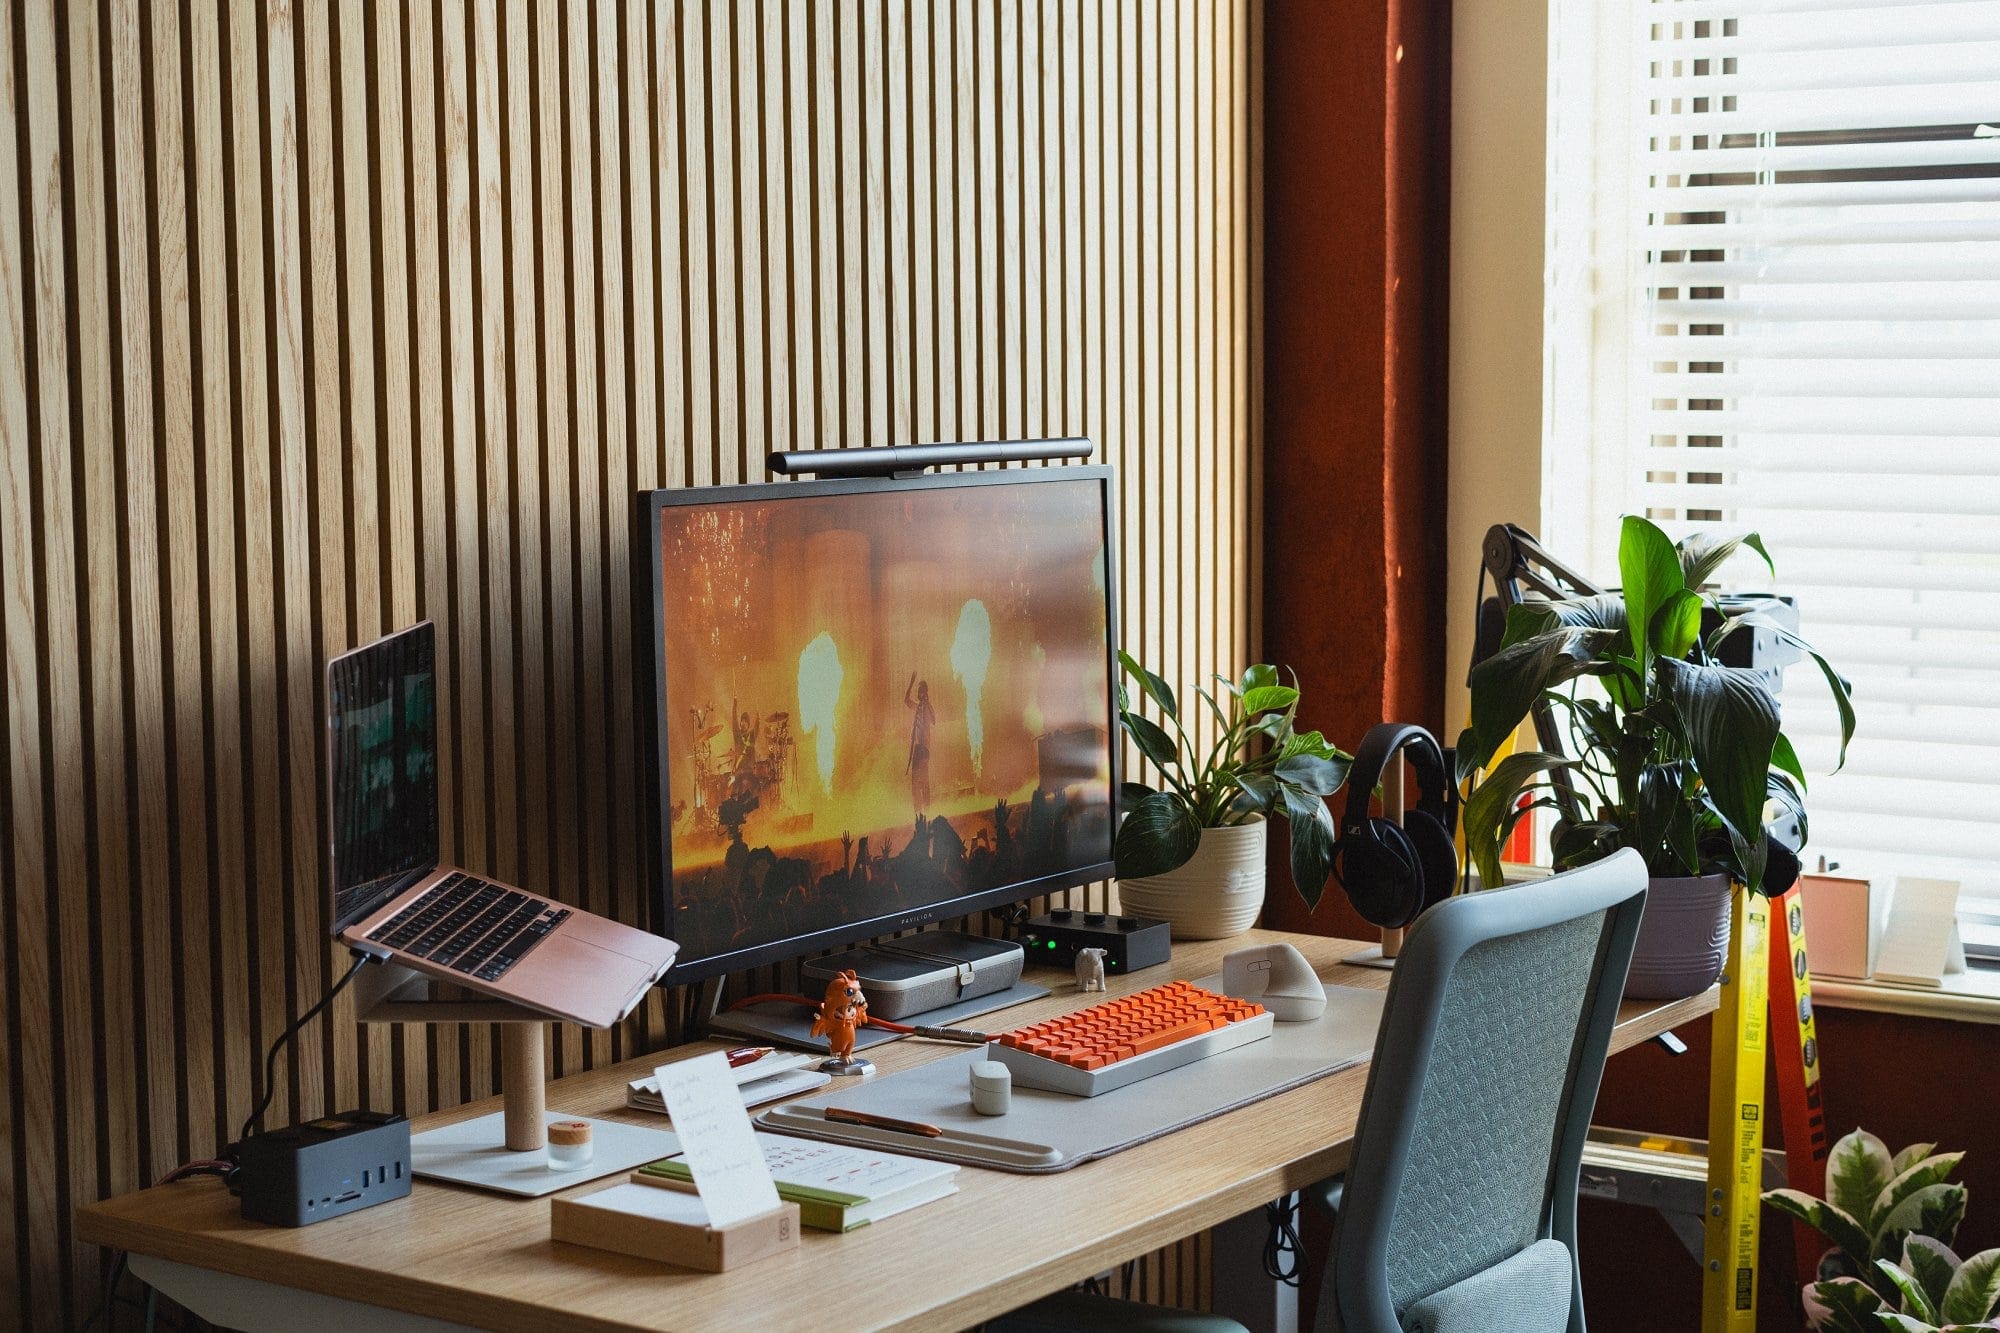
[359,963,679,1197]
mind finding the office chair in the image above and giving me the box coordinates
[992,848,1648,1333]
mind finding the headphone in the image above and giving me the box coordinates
[1332,723,1460,929]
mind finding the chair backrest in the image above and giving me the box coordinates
[1322,848,1649,1333]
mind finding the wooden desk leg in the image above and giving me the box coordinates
[500,1024,547,1151]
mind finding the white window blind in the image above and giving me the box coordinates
[1545,0,2000,919]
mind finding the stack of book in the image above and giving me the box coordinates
[633,1132,958,1233]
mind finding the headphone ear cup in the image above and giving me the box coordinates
[1402,808,1460,914]
[1337,819,1422,929]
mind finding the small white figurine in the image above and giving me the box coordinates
[1076,947,1108,992]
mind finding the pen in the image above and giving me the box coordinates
[725,1045,775,1068]
[823,1106,945,1138]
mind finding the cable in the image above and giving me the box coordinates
[1262,1194,1303,1287]
[239,951,373,1144]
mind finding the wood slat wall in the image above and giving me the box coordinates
[0,1,1257,1323]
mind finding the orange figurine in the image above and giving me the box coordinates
[810,969,872,1075]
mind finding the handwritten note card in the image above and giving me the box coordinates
[654,1052,781,1228]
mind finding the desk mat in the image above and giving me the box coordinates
[757,981,1385,1173]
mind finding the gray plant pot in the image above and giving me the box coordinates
[1625,872,1733,1000]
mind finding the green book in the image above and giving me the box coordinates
[633,1132,958,1233]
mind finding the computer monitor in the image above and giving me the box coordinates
[640,465,1119,984]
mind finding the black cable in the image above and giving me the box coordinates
[239,951,373,1144]
[1263,1194,1303,1287]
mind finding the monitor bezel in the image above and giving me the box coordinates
[639,462,1121,985]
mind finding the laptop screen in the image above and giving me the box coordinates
[327,623,440,932]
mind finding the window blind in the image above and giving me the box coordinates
[1559,0,2000,913]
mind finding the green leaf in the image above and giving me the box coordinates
[1461,626,1624,775]
[1872,1316,1936,1332]
[1279,785,1335,911]
[1113,792,1202,880]
[1874,1185,1968,1263]
[1119,781,1157,807]
[1767,1189,1874,1270]
[1117,649,1178,721]
[1460,752,1573,894]
[1870,1155,1967,1239]
[1633,763,1680,866]
[1812,1277,1890,1333]
[1894,1144,1941,1177]
[1905,1236,1963,1313]
[1239,664,1279,694]
[1240,684,1300,716]
[1655,657,1781,889]
[1941,1248,2000,1324]
[1709,611,1857,771]
[1877,1259,1939,1323]
[1275,753,1350,797]
[1652,588,1705,662]
[1773,732,1809,791]
[1194,685,1232,733]
[1123,712,1183,776]
[1618,515,1687,674]
[1679,529,1775,591]
[1499,593,1630,650]
[1230,771,1279,814]
[1829,1130,1897,1224]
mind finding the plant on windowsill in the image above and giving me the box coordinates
[1762,1128,2000,1332]
[1112,654,1353,939]
[1455,515,1856,998]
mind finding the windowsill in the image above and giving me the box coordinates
[1811,966,2000,1026]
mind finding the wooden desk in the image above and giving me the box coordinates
[78,931,1717,1332]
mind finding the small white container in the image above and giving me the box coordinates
[547,1120,594,1170]
[969,1060,1011,1116]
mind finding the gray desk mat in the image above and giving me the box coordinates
[757,981,1385,1173]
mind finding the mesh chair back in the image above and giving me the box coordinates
[1324,849,1649,1333]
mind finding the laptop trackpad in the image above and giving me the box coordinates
[505,932,653,1027]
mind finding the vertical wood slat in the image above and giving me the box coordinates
[0,3,1256,1321]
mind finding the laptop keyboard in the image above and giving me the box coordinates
[368,872,573,983]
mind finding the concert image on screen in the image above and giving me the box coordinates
[646,470,1116,978]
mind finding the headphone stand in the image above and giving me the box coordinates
[1344,764,1406,971]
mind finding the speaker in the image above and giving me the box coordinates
[1332,723,1459,930]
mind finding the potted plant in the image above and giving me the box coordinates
[1456,516,1855,997]
[1763,1128,1999,1331]
[1112,654,1352,938]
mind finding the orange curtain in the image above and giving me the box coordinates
[1260,0,1452,940]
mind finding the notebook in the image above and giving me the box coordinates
[627,1051,832,1114]
[633,1131,958,1233]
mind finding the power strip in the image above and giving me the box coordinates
[1019,910,1172,975]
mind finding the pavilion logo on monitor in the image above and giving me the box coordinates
[647,472,1116,975]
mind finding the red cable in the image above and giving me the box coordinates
[726,991,917,1033]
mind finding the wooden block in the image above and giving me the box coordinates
[550,1183,799,1273]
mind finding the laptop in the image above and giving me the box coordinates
[326,622,677,1028]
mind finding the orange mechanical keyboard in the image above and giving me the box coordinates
[983,980,1276,1097]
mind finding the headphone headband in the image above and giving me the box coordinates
[1341,723,1449,834]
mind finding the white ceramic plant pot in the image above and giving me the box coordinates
[1117,819,1268,940]
[1625,872,1733,1000]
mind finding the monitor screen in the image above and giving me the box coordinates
[326,621,441,933]
[643,467,1118,981]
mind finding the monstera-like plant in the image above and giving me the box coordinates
[1455,515,1856,897]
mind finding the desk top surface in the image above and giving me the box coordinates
[77,931,1717,1332]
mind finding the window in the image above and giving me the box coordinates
[1545,0,2000,939]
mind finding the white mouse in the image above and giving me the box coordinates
[1221,942,1327,1022]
